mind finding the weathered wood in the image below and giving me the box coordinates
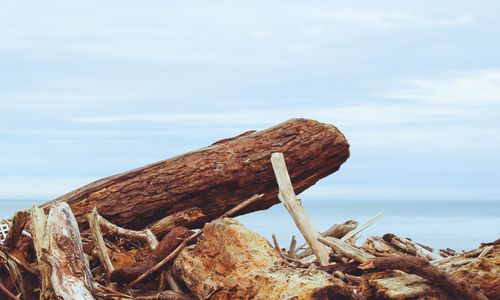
[319,236,375,263]
[40,118,349,230]
[341,212,383,242]
[88,207,114,282]
[359,256,488,300]
[31,203,95,300]
[173,218,362,300]
[3,210,28,252]
[296,220,358,259]
[383,233,441,261]
[271,152,330,266]
[149,207,204,240]
[97,210,159,250]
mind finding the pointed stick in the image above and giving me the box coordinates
[340,212,384,242]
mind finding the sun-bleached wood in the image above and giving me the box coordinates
[31,203,95,300]
[297,220,358,259]
[318,236,375,263]
[340,212,384,242]
[96,211,159,250]
[271,152,330,266]
[384,234,441,261]
[88,207,114,282]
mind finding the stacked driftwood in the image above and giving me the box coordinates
[0,119,498,299]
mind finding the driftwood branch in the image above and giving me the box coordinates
[88,207,114,282]
[0,282,19,300]
[271,152,330,266]
[318,236,375,263]
[149,208,204,240]
[383,233,441,261]
[359,256,488,300]
[341,212,383,242]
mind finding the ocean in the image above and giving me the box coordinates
[1,199,498,252]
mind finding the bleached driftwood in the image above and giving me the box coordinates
[88,207,114,282]
[296,220,358,259]
[478,245,494,258]
[96,210,159,250]
[149,207,204,239]
[31,203,95,299]
[383,233,441,261]
[340,212,383,242]
[318,236,375,263]
[271,153,330,266]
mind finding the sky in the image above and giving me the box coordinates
[1,1,500,209]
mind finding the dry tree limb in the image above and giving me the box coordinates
[318,236,375,263]
[0,282,19,300]
[149,208,204,240]
[120,194,263,291]
[359,256,488,300]
[383,233,441,261]
[88,207,114,282]
[3,210,28,252]
[271,153,330,266]
[96,211,159,250]
[0,250,25,299]
[341,213,383,242]
[31,203,95,299]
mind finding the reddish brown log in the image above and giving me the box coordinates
[359,256,488,300]
[110,227,194,283]
[40,118,349,230]
[149,208,204,240]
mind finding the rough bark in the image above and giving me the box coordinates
[40,118,349,230]
[173,218,362,300]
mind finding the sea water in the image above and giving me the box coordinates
[1,199,498,251]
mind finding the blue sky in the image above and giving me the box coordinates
[1,1,500,204]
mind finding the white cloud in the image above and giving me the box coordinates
[382,70,500,105]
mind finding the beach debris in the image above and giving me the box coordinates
[0,119,497,299]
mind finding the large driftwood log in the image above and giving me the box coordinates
[40,118,349,230]
[31,202,95,299]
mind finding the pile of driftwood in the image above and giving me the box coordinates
[0,119,498,299]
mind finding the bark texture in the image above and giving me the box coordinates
[41,118,349,230]
[173,218,361,300]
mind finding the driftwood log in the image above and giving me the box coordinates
[39,118,349,231]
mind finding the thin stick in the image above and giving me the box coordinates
[0,282,19,300]
[271,153,330,266]
[88,207,114,282]
[272,234,282,253]
[121,193,263,291]
[340,212,384,242]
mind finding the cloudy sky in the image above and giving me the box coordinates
[1,1,499,206]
